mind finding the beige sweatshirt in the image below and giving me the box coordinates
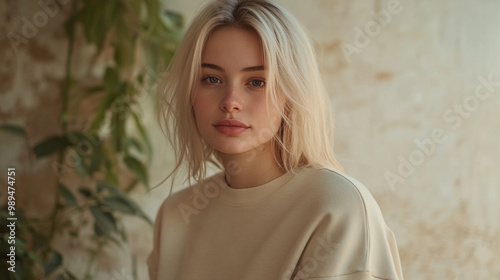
[147,168,404,280]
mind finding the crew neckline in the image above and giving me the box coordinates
[213,171,296,206]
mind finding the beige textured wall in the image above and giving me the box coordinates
[1,0,499,279]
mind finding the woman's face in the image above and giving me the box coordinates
[192,26,284,157]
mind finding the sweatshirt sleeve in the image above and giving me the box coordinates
[291,171,404,280]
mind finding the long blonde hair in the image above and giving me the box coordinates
[157,0,343,191]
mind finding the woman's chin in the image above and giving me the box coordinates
[213,147,250,156]
[209,142,254,156]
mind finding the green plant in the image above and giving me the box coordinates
[0,0,183,279]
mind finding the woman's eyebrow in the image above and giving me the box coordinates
[201,63,265,72]
[202,63,224,71]
[241,65,264,72]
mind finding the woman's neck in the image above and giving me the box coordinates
[218,143,285,189]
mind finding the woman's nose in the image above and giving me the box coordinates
[220,85,243,113]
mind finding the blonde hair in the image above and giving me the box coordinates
[157,0,343,191]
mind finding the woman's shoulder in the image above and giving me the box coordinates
[291,168,403,280]
[293,167,384,219]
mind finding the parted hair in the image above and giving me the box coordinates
[157,0,344,190]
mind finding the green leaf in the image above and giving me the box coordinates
[63,14,76,41]
[104,67,121,95]
[87,143,103,174]
[126,137,144,153]
[160,10,184,32]
[33,136,70,158]
[103,0,121,32]
[111,110,126,153]
[102,197,136,215]
[97,181,131,203]
[67,271,78,280]
[0,124,26,137]
[104,156,119,186]
[78,187,93,198]
[97,181,109,194]
[76,0,121,51]
[123,155,149,188]
[104,229,122,246]
[92,22,107,51]
[72,152,88,177]
[14,238,26,253]
[131,111,152,157]
[58,270,78,280]
[113,15,135,68]
[90,205,118,235]
[97,181,152,224]
[65,131,86,145]
[129,0,141,12]
[58,184,77,207]
[27,251,43,265]
[125,177,139,193]
[44,250,62,276]
[93,220,105,236]
[90,99,109,132]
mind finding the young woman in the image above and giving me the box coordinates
[149,0,404,279]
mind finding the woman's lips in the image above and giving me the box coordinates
[213,119,249,136]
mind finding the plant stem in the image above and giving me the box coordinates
[48,0,77,251]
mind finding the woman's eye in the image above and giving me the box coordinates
[249,80,265,87]
[202,76,221,84]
